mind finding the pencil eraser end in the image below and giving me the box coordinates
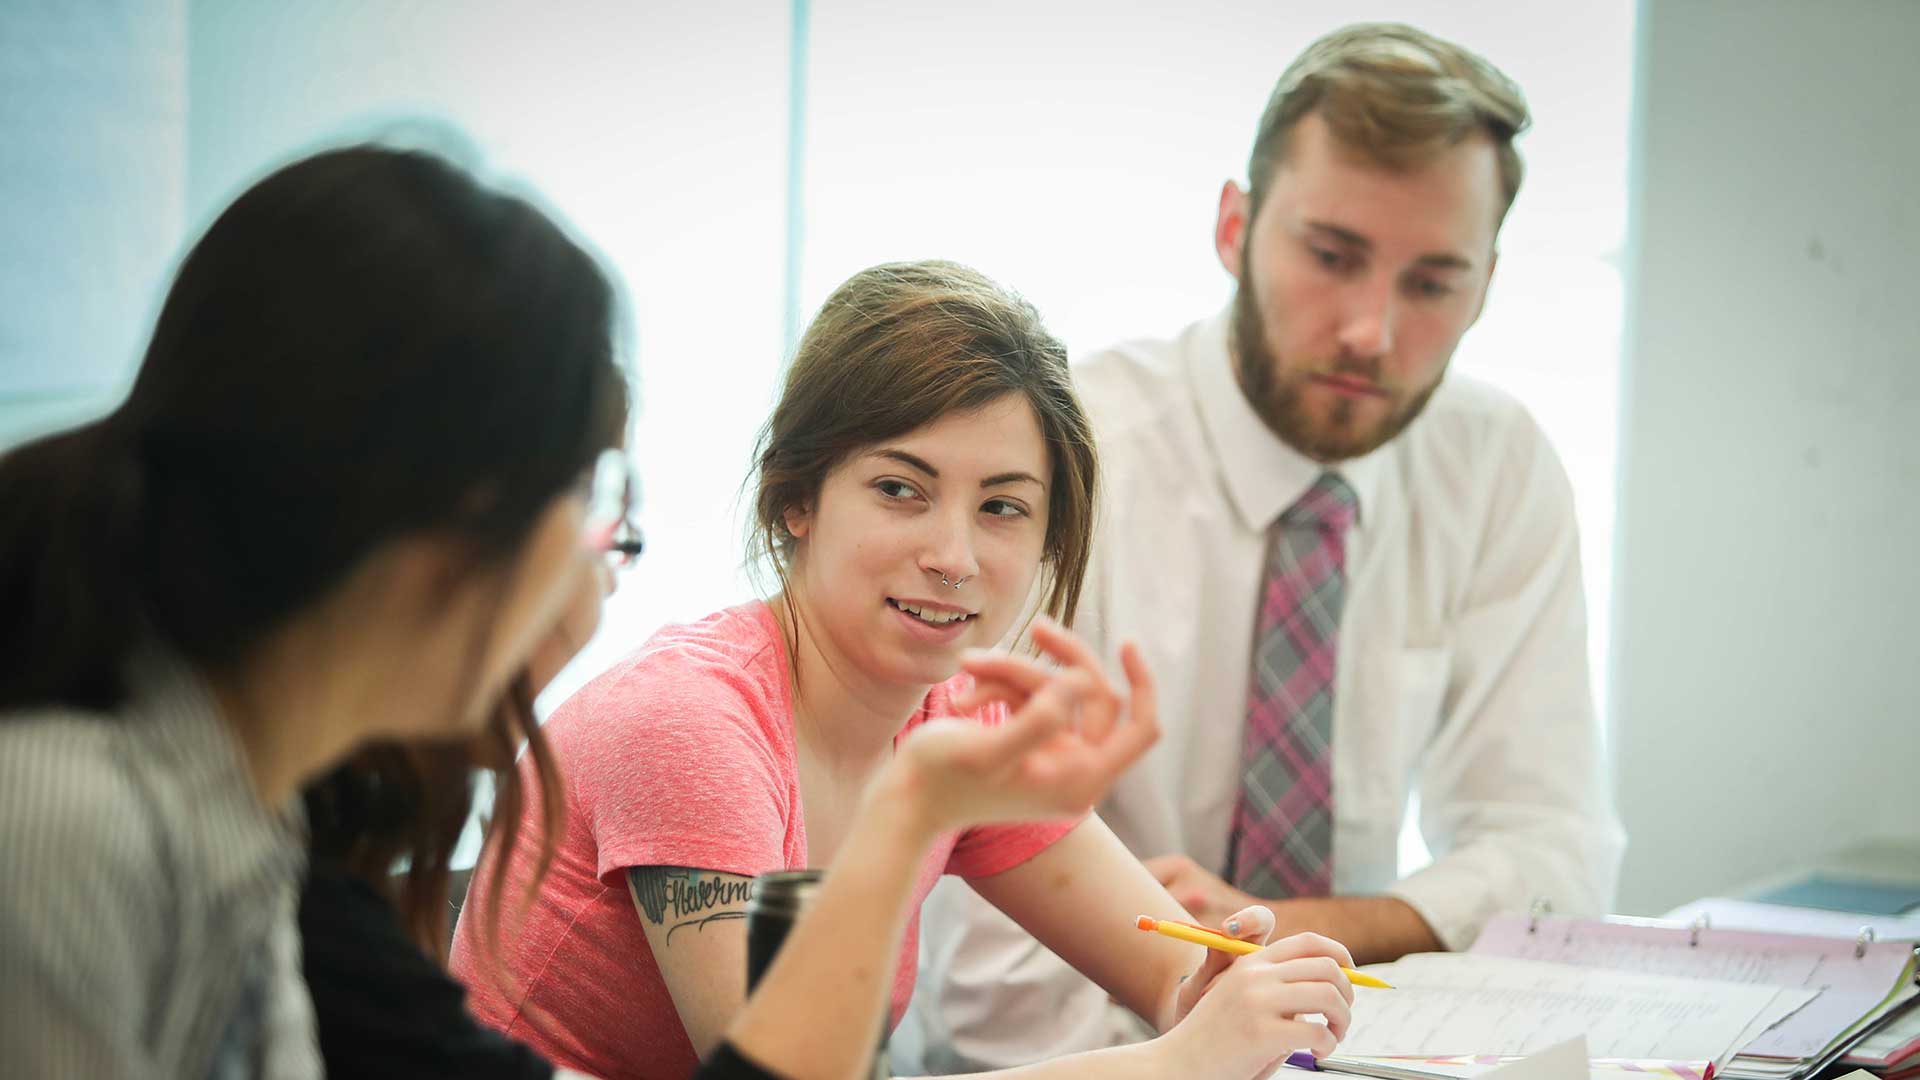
[1136,915,1156,931]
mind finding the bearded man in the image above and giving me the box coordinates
[899,22,1626,1072]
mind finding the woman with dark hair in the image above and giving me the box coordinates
[453,261,1359,1080]
[0,149,1154,1080]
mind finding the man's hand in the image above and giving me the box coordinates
[1145,853,1256,929]
[1144,855,1447,964]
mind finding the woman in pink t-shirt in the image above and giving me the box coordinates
[453,261,1359,1080]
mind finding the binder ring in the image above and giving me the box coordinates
[1689,912,1710,947]
[1856,927,1876,959]
[1528,897,1552,934]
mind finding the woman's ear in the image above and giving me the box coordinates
[384,531,478,612]
[782,503,811,541]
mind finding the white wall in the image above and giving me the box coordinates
[5,0,797,707]
[0,0,185,446]
[801,0,1636,728]
[184,0,796,708]
[1611,0,1920,915]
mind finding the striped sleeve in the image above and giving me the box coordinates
[0,720,168,1078]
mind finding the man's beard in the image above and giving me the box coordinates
[1229,265,1442,463]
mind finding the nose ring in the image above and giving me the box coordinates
[939,573,971,590]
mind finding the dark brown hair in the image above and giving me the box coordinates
[304,674,550,963]
[749,260,1098,641]
[0,145,625,959]
[1247,22,1531,223]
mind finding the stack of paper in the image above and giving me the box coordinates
[1840,1001,1920,1077]
[1470,913,1920,1078]
[1269,914,1919,1078]
[1314,952,1814,1078]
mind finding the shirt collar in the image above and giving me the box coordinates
[1185,305,1385,533]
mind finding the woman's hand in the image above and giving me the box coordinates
[884,616,1159,834]
[1153,905,1356,1079]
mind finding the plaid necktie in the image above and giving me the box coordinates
[1226,472,1357,899]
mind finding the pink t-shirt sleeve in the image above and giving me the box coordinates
[561,641,793,887]
[946,815,1081,879]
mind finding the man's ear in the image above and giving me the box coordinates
[1215,180,1252,280]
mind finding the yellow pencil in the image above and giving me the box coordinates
[1135,915,1395,989]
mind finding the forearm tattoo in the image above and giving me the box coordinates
[628,866,754,945]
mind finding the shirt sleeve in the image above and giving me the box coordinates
[945,819,1080,880]
[0,726,176,1068]
[0,738,167,1080]
[566,645,793,885]
[1383,407,1627,950]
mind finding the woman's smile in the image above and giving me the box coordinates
[885,596,979,643]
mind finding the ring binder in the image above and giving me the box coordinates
[1472,910,1920,1074]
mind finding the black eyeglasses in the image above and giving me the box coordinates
[583,448,645,565]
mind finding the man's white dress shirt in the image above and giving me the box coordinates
[893,311,1626,1072]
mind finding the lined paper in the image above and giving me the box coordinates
[1338,954,1815,1063]
[1471,913,1914,1059]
